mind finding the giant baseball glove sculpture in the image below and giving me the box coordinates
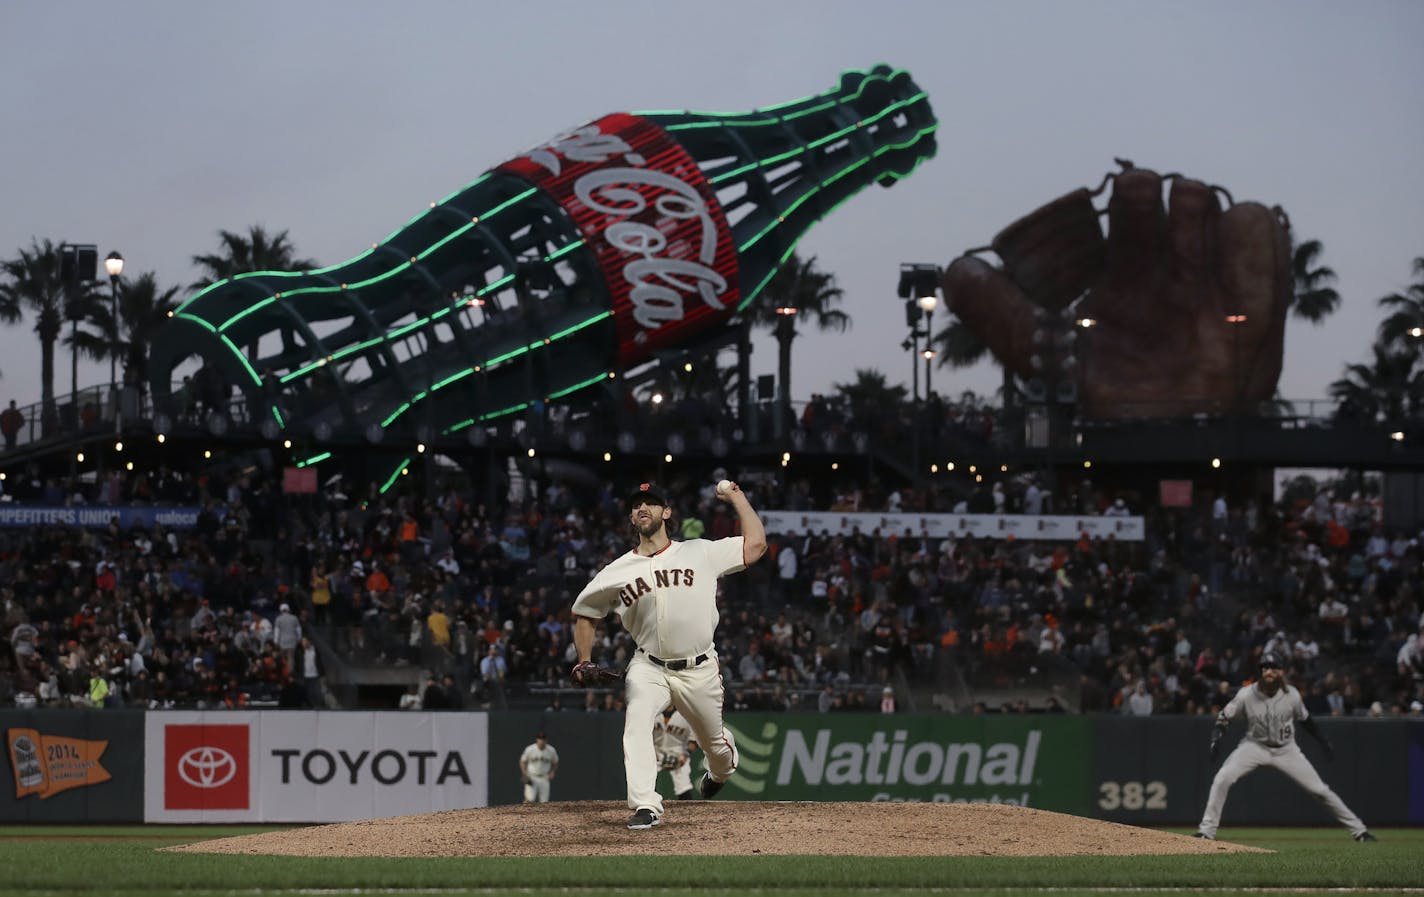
[942,163,1292,419]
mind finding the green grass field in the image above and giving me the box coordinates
[0,825,1420,896]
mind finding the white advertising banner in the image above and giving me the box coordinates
[143,711,488,823]
[761,511,1145,542]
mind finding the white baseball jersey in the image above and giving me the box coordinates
[1218,682,1304,747]
[520,742,559,777]
[572,538,746,659]
[654,710,694,769]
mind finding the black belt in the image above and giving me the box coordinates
[640,648,709,671]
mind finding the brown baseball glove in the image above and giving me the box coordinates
[570,660,623,687]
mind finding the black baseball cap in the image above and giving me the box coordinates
[1259,652,1284,669]
[627,482,668,508]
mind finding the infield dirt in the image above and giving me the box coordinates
[165,801,1266,857]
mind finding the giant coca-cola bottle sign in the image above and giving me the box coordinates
[498,112,739,366]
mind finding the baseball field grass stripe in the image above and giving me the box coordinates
[11,894,1424,897]
[0,827,1420,894]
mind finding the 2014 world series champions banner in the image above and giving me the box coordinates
[761,511,1146,542]
[0,505,202,529]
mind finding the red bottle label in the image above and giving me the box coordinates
[498,113,740,367]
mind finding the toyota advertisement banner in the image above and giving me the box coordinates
[143,711,489,823]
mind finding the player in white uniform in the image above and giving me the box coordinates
[518,732,559,803]
[572,480,767,830]
[654,705,697,800]
[1195,652,1375,842]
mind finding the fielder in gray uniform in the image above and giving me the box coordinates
[1195,652,1376,842]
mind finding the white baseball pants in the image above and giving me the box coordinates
[623,651,737,816]
[523,774,551,803]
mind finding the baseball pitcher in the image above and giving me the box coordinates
[1195,652,1375,842]
[519,732,559,803]
[654,705,697,800]
[571,480,767,830]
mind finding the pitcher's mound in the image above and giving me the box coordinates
[166,801,1264,857]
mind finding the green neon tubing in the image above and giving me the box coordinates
[378,458,411,495]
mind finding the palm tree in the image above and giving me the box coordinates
[1328,343,1421,425]
[832,368,907,438]
[933,314,1017,409]
[191,225,317,366]
[190,225,317,289]
[0,238,96,430]
[1289,239,1341,323]
[937,317,992,368]
[73,271,183,390]
[748,253,849,436]
[1376,255,1424,350]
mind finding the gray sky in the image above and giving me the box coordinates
[2,0,1420,412]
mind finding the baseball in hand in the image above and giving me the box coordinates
[716,479,734,496]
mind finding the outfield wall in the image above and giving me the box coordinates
[3,711,1420,826]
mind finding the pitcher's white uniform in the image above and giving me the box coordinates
[1197,680,1366,838]
[654,709,696,798]
[519,737,559,803]
[573,537,744,818]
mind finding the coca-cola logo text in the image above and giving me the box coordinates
[573,167,728,329]
[499,113,739,367]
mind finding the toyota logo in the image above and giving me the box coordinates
[177,746,237,788]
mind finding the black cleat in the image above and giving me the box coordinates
[626,808,661,830]
[1354,831,1377,842]
[1193,832,1214,840]
[699,772,726,800]
[676,790,694,800]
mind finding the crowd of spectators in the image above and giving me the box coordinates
[2,456,1422,719]
[764,472,1424,718]
[0,465,322,711]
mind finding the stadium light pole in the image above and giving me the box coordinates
[105,252,124,432]
[898,263,943,401]
[898,263,943,485]
[104,252,124,393]
[918,292,938,400]
[58,243,98,432]
[901,327,920,402]
[1226,313,1247,413]
[774,305,797,441]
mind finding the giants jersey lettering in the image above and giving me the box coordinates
[1219,683,1305,747]
[572,537,745,659]
[618,568,695,606]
